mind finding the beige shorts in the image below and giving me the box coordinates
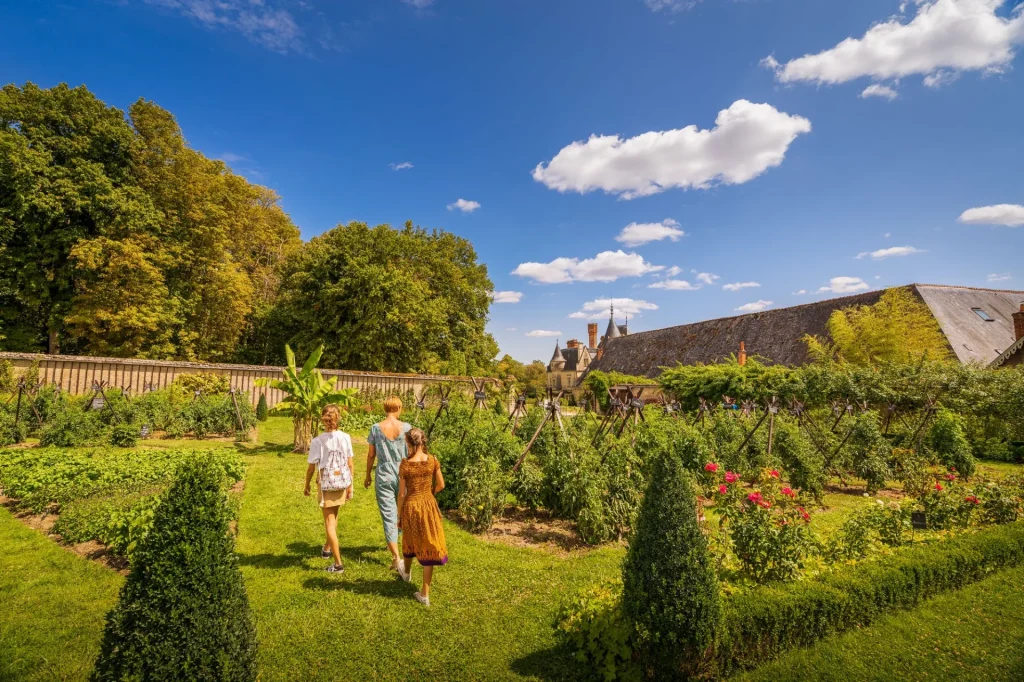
[319,488,349,509]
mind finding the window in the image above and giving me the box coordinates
[972,308,994,322]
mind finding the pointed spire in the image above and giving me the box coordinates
[605,302,621,340]
[549,340,566,367]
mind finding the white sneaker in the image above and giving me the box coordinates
[397,564,411,583]
[414,591,430,606]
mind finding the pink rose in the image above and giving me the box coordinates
[781,487,795,497]
[770,469,780,479]
[719,485,728,495]
[704,462,719,473]
[725,471,739,483]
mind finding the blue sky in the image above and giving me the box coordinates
[2,0,1023,362]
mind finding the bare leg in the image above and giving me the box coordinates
[404,556,414,577]
[322,506,341,567]
[421,565,434,598]
[387,541,401,568]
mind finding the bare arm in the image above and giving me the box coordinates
[397,476,407,529]
[347,456,355,500]
[303,463,316,496]
[365,443,376,488]
[433,464,445,495]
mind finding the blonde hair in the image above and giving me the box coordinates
[405,427,427,454]
[321,404,341,431]
[383,396,403,415]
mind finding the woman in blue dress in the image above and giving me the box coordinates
[364,396,412,572]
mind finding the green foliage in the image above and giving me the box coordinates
[805,287,953,365]
[495,354,548,398]
[0,82,301,359]
[266,221,498,375]
[929,408,976,479]
[54,491,161,559]
[771,416,825,498]
[39,406,106,447]
[0,359,14,392]
[0,405,27,445]
[582,370,655,410]
[173,373,231,395]
[91,457,258,681]
[555,580,641,682]
[109,423,139,448]
[716,521,1024,678]
[255,344,357,451]
[433,421,517,530]
[256,393,268,422]
[847,412,894,494]
[658,358,803,411]
[622,454,720,678]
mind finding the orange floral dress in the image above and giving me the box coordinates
[399,456,448,566]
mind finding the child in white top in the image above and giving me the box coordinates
[303,404,354,573]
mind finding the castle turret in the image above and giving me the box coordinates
[548,340,566,371]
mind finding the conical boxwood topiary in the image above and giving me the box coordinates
[91,456,257,682]
[256,393,268,422]
[622,453,721,679]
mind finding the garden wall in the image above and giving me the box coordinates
[0,352,485,408]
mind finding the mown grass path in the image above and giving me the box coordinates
[235,442,622,681]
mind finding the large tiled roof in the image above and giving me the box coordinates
[914,284,1024,365]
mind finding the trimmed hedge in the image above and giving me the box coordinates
[715,521,1024,677]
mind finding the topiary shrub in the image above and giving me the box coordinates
[109,423,139,448]
[622,452,721,679]
[90,457,257,682]
[256,393,268,422]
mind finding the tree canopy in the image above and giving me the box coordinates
[0,82,301,359]
[262,221,498,374]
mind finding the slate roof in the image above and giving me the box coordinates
[562,347,583,372]
[584,284,1024,380]
[914,284,1024,365]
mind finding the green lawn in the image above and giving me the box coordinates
[735,566,1024,681]
[2,417,1024,681]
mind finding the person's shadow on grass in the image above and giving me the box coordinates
[302,575,418,600]
[237,542,379,569]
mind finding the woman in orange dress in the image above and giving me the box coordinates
[397,428,448,606]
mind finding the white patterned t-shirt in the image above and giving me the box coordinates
[307,430,355,490]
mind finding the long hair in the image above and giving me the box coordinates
[321,403,341,431]
[405,427,427,454]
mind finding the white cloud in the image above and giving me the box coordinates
[144,0,303,53]
[615,219,686,247]
[884,232,892,238]
[650,279,701,291]
[958,203,1024,226]
[665,266,683,277]
[735,300,774,313]
[923,69,962,88]
[819,276,870,294]
[856,245,925,260]
[217,152,249,164]
[644,0,698,12]
[987,273,1012,282]
[793,289,808,295]
[505,327,517,331]
[763,0,1024,90]
[568,298,658,320]
[695,272,720,285]
[447,198,481,213]
[723,281,761,291]
[526,330,562,338]
[401,0,434,7]
[491,291,523,304]
[513,250,662,284]
[532,100,811,200]
[390,161,414,170]
[860,84,899,100]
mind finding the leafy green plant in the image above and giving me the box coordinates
[555,580,641,682]
[255,344,356,452]
[39,405,106,447]
[110,423,139,448]
[173,372,231,395]
[91,457,258,681]
[255,393,268,422]
[622,452,720,678]
[847,411,893,494]
[929,408,977,480]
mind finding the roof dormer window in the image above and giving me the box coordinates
[971,308,994,322]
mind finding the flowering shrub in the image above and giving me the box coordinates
[714,467,814,583]
[975,474,1022,525]
[919,472,976,530]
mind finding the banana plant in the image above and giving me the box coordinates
[255,345,357,452]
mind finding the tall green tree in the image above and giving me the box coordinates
[265,221,498,374]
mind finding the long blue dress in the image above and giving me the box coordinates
[368,421,411,544]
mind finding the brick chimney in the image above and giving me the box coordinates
[566,339,580,349]
[738,341,747,366]
[587,323,598,349]
[596,346,604,360]
[1014,302,1024,341]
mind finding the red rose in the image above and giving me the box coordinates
[770,469,780,479]
[781,487,795,497]
[719,484,728,495]
[725,471,739,483]
[705,462,719,473]
[747,492,762,504]
[965,495,980,505]
[935,482,943,491]
[945,473,956,481]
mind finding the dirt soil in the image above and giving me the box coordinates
[449,507,620,556]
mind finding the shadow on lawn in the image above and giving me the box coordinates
[237,542,380,569]
[235,442,293,457]
[510,643,579,681]
[302,575,417,600]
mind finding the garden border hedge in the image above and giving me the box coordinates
[715,521,1024,677]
